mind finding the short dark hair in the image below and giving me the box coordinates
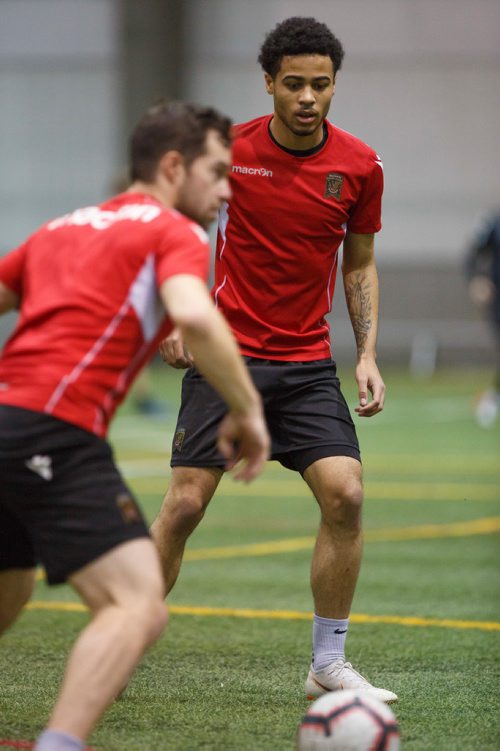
[258,17,345,78]
[130,100,232,182]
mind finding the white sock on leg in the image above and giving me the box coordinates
[312,614,349,671]
[34,730,85,751]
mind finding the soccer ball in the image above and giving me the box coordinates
[297,689,400,750]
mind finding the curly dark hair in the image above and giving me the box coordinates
[130,100,232,182]
[258,17,345,78]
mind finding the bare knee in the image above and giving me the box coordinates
[168,484,206,531]
[305,457,364,536]
[320,478,364,534]
[71,539,168,646]
[87,578,168,648]
[154,470,220,538]
[151,489,205,544]
[128,593,168,646]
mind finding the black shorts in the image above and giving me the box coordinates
[171,357,360,475]
[0,405,149,585]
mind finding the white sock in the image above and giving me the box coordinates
[34,730,85,751]
[312,614,349,671]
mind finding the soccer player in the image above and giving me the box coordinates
[0,100,269,751]
[153,17,398,703]
[465,209,500,427]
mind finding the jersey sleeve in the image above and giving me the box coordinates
[347,153,384,234]
[155,217,211,286]
[0,242,28,295]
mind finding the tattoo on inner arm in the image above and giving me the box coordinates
[345,273,372,355]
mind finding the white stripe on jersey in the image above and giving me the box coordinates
[129,253,162,342]
[217,202,229,259]
[214,275,227,308]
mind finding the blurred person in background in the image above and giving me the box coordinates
[465,209,500,427]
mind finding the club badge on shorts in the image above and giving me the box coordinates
[116,493,141,523]
[173,428,186,452]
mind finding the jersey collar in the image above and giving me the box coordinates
[267,120,328,158]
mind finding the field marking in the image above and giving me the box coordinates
[0,741,97,751]
[125,475,500,500]
[170,607,500,632]
[183,516,500,561]
[33,517,499,583]
[24,600,500,632]
[117,454,500,476]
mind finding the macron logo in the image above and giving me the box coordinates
[25,454,53,481]
[232,165,273,178]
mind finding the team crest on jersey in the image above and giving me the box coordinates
[324,172,344,200]
[173,428,186,452]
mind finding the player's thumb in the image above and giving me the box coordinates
[358,384,368,406]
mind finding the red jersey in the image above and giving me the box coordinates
[214,115,383,360]
[0,193,210,436]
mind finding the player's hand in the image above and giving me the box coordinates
[354,357,385,417]
[159,328,193,369]
[216,407,270,483]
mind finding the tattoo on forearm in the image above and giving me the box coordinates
[345,273,372,355]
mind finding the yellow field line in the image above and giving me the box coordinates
[127,476,500,501]
[24,600,500,631]
[361,483,499,502]
[34,517,500,582]
[365,515,500,541]
[116,454,500,476]
[184,537,315,560]
[183,516,500,561]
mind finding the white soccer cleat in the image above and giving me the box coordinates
[305,658,398,704]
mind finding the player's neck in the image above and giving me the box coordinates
[269,115,326,152]
[126,181,175,209]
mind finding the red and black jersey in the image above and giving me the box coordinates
[214,115,383,360]
[0,193,210,436]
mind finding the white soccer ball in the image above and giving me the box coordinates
[297,689,400,750]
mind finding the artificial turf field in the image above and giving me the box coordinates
[0,366,499,750]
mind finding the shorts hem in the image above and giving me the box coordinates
[45,528,150,586]
[170,459,226,470]
[0,562,37,572]
[276,444,361,475]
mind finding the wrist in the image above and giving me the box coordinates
[357,351,377,363]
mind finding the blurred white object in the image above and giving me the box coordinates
[409,329,438,378]
[475,389,500,428]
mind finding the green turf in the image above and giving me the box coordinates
[0,367,499,749]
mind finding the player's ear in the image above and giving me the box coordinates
[264,73,274,95]
[158,151,185,185]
